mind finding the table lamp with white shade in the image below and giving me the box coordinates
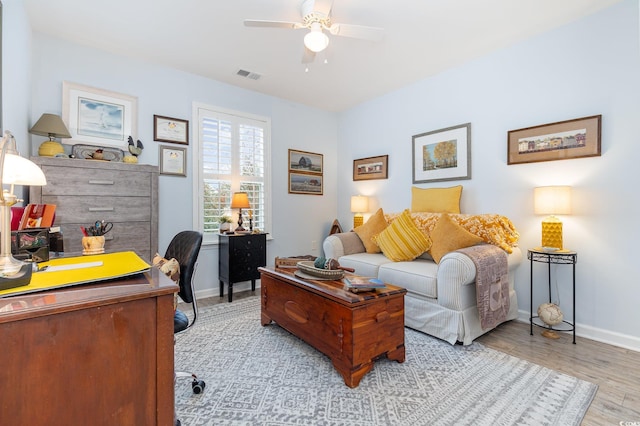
[0,130,47,290]
[350,195,369,228]
[534,185,572,250]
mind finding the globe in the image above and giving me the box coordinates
[537,303,564,326]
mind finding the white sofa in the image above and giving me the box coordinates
[323,232,522,345]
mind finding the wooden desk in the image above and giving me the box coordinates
[0,268,177,425]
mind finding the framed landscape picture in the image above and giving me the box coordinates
[62,81,137,148]
[353,155,388,181]
[288,172,323,195]
[507,115,601,165]
[288,149,323,174]
[412,123,471,183]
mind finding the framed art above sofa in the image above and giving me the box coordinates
[412,123,471,183]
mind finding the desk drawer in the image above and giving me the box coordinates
[40,166,151,197]
[42,195,151,224]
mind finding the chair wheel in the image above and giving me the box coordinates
[192,378,205,394]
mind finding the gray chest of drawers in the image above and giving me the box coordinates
[29,157,159,261]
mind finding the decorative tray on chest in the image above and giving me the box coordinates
[295,261,344,280]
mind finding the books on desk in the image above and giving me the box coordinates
[343,276,386,293]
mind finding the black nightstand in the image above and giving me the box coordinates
[218,233,267,302]
[528,248,577,344]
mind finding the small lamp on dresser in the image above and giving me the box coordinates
[230,192,251,232]
[29,113,72,157]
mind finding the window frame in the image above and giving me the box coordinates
[192,102,272,245]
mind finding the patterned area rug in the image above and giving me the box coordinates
[175,297,597,426]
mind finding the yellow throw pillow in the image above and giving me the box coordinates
[411,185,462,213]
[429,213,483,263]
[373,209,431,262]
[353,208,388,253]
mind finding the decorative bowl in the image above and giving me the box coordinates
[296,261,344,279]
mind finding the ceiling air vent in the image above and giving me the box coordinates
[236,69,262,80]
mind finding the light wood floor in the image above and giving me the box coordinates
[194,291,640,425]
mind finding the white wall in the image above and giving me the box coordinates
[2,0,32,155]
[24,34,337,298]
[338,0,640,349]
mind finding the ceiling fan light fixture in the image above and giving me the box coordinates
[304,25,329,53]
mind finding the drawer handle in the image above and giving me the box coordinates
[88,207,115,212]
[88,180,115,185]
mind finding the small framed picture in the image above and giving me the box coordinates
[288,172,323,195]
[154,115,189,145]
[288,149,323,174]
[159,145,187,177]
[507,115,601,165]
[353,155,389,181]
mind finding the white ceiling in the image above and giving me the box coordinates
[24,0,622,112]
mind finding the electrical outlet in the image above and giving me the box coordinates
[311,240,317,251]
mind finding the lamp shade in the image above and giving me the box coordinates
[230,192,251,209]
[2,154,47,186]
[534,186,572,215]
[29,113,71,139]
[350,195,369,213]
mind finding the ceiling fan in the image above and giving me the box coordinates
[244,0,384,63]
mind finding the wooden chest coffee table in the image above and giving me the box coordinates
[259,266,407,388]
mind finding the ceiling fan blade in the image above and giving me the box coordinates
[244,19,304,29]
[302,47,316,64]
[309,0,334,17]
[329,23,384,42]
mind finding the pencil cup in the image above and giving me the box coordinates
[82,236,105,255]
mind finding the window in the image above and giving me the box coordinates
[193,103,271,244]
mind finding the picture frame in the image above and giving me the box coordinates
[288,149,323,174]
[353,155,389,181]
[507,115,602,165]
[288,171,323,195]
[412,123,471,184]
[62,81,137,148]
[153,114,189,145]
[159,145,187,177]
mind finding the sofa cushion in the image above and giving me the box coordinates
[378,259,438,299]
[373,209,431,262]
[411,185,462,213]
[430,213,483,263]
[338,253,392,278]
[353,208,387,253]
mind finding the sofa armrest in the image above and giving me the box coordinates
[323,232,366,259]
[436,246,523,311]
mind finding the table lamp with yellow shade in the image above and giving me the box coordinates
[350,195,369,228]
[230,192,251,232]
[30,113,71,157]
[534,185,572,250]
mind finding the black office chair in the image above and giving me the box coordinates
[165,230,205,395]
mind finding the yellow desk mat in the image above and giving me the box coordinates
[0,251,150,298]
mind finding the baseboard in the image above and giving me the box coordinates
[517,310,640,352]
[195,281,260,302]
